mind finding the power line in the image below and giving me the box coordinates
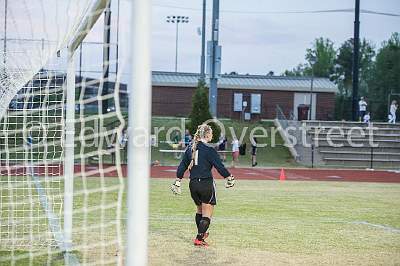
[153,4,400,17]
[361,9,400,17]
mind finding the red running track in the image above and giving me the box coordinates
[2,164,400,183]
[151,166,400,183]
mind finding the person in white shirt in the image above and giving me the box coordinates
[363,112,370,124]
[217,133,228,162]
[358,97,367,122]
[231,138,240,168]
[388,100,398,124]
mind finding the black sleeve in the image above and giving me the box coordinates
[208,148,231,178]
[176,148,191,178]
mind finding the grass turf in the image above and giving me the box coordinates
[149,178,400,266]
[0,115,297,168]
[1,178,400,265]
[151,117,298,168]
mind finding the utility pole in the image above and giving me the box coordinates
[209,0,220,118]
[200,0,206,82]
[116,0,120,75]
[3,0,7,66]
[79,44,83,81]
[309,66,314,120]
[352,0,360,121]
[308,55,316,120]
[102,0,112,114]
[0,0,5,166]
[175,21,179,72]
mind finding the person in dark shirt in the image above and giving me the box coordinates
[171,124,235,247]
[184,129,192,147]
[251,137,258,167]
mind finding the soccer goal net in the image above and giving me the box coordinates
[0,0,151,265]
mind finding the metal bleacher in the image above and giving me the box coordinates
[302,121,400,169]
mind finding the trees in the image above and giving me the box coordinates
[188,80,220,142]
[284,37,336,78]
[305,37,336,78]
[368,33,400,120]
[283,63,308,77]
[283,36,377,120]
[283,33,399,121]
[332,38,375,120]
[332,34,399,120]
[334,38,375,97]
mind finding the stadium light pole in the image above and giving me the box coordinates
[0,0,3,165]
[209,0,220,118]
[200,0,206,81]
[3,0,7,65]
[166,15,189,72]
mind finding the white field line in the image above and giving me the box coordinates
[146,216,347,225]
[148,216,400,234]
[351,221,400,233]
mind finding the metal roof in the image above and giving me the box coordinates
[152,71,338,93]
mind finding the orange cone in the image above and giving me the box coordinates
[279,168,286,181]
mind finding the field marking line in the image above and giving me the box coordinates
[351,221,400,233]
[147,216,348,226]
[243,172,261,175]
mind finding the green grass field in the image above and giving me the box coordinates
[150,117,298,168]
[149,179,400,266]
[1,178,400,265]
[1,114,297,168]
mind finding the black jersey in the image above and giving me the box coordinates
[176,141,231,179]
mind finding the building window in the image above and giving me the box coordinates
[251,94,261,114]
[233,93,243,112]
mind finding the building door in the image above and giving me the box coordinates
[293,93,316,120]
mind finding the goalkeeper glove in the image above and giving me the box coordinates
[171,178,182,195]
[225,175,235,188]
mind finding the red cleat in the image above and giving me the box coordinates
[193,238,209,247]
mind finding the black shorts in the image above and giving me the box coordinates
[251,147,256,156]
[189,178,216,206]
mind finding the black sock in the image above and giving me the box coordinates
[195,213,202,230]
[197,217,211,240]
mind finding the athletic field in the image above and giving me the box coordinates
[150,178,400,266]
[1,174,400,265]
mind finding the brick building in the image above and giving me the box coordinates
[152,71,337,121]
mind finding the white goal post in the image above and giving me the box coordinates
[126,0,152,265]
[63,0,110,255]
[0,0,151,265]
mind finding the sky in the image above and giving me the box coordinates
[148,0,400,75]
[2,0,399,77]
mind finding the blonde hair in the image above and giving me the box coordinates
[188,124,212,170]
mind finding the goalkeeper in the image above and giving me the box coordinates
[171,124,235,247]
